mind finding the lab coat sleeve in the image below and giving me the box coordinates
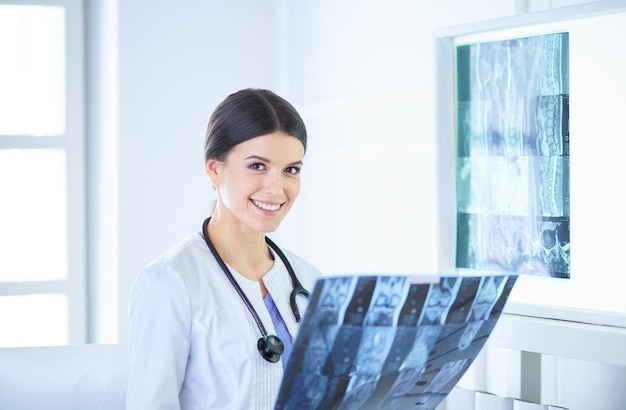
[126,263,191,410]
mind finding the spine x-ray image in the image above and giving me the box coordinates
[275,273,518,410]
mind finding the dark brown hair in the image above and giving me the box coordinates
[204,88,307,162]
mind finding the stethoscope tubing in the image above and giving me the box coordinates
[263,235,310,322]
[201,217,309,339]
[202,217,271,337]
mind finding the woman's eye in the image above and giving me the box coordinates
[285,166,301,175]
[249,163,266,171]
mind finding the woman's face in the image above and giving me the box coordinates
[208,131,305,233]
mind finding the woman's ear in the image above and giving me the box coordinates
[205,159,220,187]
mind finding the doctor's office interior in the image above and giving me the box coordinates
[1,0,625,408]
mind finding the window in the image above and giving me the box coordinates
[0,0,85,346]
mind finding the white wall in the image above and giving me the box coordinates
[276,0,515,276]
[104,0,623,407]
[114,0,519,341]
[116,0,277,341]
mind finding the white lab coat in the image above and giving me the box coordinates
[126,232,320,409]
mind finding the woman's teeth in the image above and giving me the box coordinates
[252,200,280,211]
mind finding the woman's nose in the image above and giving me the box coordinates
[263,171,282,192]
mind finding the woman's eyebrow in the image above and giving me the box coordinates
[245,155,270,162]
[245,155,304,167]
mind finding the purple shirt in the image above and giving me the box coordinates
[264,292,293,370]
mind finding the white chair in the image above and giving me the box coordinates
[0,344,129,410]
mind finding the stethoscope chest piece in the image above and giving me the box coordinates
[258,335,284,363]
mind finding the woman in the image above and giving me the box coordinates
[127,88,321,409]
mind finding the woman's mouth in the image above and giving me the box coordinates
[251,199,282,212]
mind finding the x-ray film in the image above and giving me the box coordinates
[455,32,570,279]
[274,273,518,410]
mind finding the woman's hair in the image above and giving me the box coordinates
[204,88,307,162]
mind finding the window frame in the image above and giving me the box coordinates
[0,0,86,345]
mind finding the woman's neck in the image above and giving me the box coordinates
[206,213,274,282]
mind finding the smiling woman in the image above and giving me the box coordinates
[126,88,322,409]
[207,132,304,236]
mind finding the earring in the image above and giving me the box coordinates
[211,184,216,191]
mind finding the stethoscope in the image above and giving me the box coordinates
[201,217,310,363]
